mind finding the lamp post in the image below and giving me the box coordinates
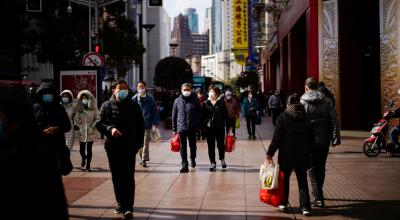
[141,23,156,81]
[169,42,178,56]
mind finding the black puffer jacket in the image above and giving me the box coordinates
[202,98,229,130]
[300,91,341,147]
[267,104,313,168]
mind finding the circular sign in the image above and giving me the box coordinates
[82,52,104,66]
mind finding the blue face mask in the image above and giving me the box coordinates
[118,90,129,101]
[42,94,54,103]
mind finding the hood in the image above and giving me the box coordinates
[77,90,96,111]
[60,90,73,100]
[285,104,306,121]
[35,82,59,104]
[300,90,324,104]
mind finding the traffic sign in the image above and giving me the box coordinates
[82,52,104,66]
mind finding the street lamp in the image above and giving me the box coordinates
[169,42,178,57]
[141,23,156,81]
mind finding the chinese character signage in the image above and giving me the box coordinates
[232,0,249,66]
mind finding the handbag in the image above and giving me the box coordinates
[225,131,235,152]
[57,145,73,176]
[235,117,240,128]
[259,171,285,207]
[170,133,180,152]
[259,162,279,190]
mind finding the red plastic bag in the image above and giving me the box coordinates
[259,171,285,207]
[170,134,180,152]
[225,131,235,152]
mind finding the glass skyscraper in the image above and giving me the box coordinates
[184,8,199,33]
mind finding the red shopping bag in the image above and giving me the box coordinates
[259,171,285,207]
[170,134,180,152]
[225,132,235,152]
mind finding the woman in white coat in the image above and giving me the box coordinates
[74,90,100,172]
[60,90,76,149]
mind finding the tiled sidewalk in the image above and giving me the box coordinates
[65,116,400,220]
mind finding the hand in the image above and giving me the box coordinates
[43,127,59,136]
[111,128,122,138]
[265,155,273,164]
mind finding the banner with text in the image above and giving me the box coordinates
[232,0,249,66]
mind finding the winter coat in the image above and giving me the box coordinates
[300,90,341,148]
[268,94,282,109]
[172,94,201,132]
[224,98,241,119]
[96,95,145,151]
[203,98,229,130]
[74,90,100,143]
[60,90,76,148]
[242,97,258,117]
[133,93,160,129]
[267,104,313,168]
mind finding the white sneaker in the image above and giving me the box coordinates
[278,205,287,212]
[302,210,311,216]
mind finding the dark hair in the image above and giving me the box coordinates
[287,94,300,105]
[305,77,318,90]
[111,79,128,89]
[137,80,147,86]
[181,83,192,89]
[208,85,221,96]
[318,81,325,87]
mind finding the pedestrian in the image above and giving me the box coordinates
[133,81,160,167]
[61,90,76,149]
[242,91,258,139]
[256,90,267,116]
[265,90,273,116]
[74,90,100,172]
[96,79,145,219]
[268,90,283,126]
[300,77,341,208]
[266,94,312,216]
[318,82,335,106]
[172,83,201,173]
[196,88,207,140]
[224,90,240,137]
[203,86,231,171]
[0,85,69,219]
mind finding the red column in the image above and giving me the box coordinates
[306,0,319,80]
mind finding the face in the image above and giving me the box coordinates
[209,89,217,100]
[181,86,192,97]
[113,83,129,102]
[137,83,146,92]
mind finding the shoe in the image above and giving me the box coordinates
[191,159,196,168]
[302,210,311,216]
[248,135,252,139]
[114,205,123,214]
[221,159,227,168]
[81,158,86,168]
[122,211,133,219]
[252,135,256,139]
[209,162,216,171]
[312,200,325,208]
[278,205,287,212]
[180,166,189,173]
[142,160,147,167]
[86,167,91,172]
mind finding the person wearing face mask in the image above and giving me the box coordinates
[203,86,231,171]
[242,91,259,139]
[269,90,283,126]
[96,79,144,219]
[172,83,201,173]
[133,81,160,167]
[74,90,100,172]
[224,90,241,137]
[60,90,76,149]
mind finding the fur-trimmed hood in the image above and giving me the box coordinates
[60,90,73,102]
[76,90,96,111]
[300,90,325,105]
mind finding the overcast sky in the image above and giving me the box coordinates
[163,0,212,33]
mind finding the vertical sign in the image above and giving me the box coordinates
[232,0,249,66]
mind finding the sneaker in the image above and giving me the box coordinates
[142,160,147,167]
[81,158,86,168]
[312,200,325,208]
[209,162,216,171]
[248,135,252,139]
[180,166,189,173]
[278,205,287,212]
[86,166,91,172]
[114,205,123,214]
[221,159,227,168]
[252,135,257,139]
[122,211,133,219]
[191,159,196,168]
[302,210,311,216]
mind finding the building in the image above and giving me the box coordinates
[204,7,212,53]
[184,8,199,34]
[211,0,223,53]
[171,14,193,59]
[192,33,209,56]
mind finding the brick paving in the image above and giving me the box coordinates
[65,116,400,220]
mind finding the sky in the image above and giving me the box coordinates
[163,0,212,33]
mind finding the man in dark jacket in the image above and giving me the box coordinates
[172,83,201,173]
[300,77,341,208]
[96,80,145,220]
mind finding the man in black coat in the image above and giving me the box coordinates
[300,77,341,208]
[96,80,145,220]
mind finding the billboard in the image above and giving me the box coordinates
[232,0,249,66]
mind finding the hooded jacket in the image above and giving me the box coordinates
[300,90,341,147]
[74,90,100,142]
[267,104,313,168]
[172,93,201,132]
[60,90,76,148]
[133,93,160,129]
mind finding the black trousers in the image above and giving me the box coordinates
[271,108,281,126]
[80,142,93,168]
[179,131,197,167]
[308,147,329,201]
[105,141,136,212]
[207,128,226,163]
[226,117,236,136]
[281,165,311,210]
[245,116,256,136]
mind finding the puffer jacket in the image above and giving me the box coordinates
[133,93,160,129]
[267,104,313,168]
[300,90,341,147]
[60,90,76,148]
[203,98,229,130]
[172,93,201,132]
[74,90,100,142]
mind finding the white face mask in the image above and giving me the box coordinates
[226,95,232,100]
[138,88,145,94]
[62,97,70,104]
[82,99,89,105]
[182,91,191,97]
[209,92,216,99]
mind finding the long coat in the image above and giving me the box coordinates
[60,90,76,148]
[74,90,101,143]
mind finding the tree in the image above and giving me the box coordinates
[235,71,259,89]
[154,57,193,90]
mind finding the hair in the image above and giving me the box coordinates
[305,77,318,90]
[208,85,221,96]
[318,81,325,87]
[111,79,128,90]
[137,80,147,86]
[195,88,203,95]
[181,83,192,89]
[287,94,300,105]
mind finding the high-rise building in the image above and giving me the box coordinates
[192,33,209,56]
[204,7,212,54]
[184,8,199,34]
[171,14,193,58]
[211,0,223,53]
[160,9,171,59]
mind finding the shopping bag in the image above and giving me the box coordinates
[259,171,285,207]
[255,110,262,125]
[170,133,180,152]
[225,131,235,152]
[259,162,279,190]
[235,117,240,128]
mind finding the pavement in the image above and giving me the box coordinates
[65,115,400,220]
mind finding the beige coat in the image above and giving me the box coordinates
[61,90,76,148]
[74,90,100,143]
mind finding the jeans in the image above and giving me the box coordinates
[391,125,400,145]
[139,129,151,161]
[80,142,93,169]
[308,147,329,202]
[207,128,225,163]
[226,117,236,136]
[178,131,197,167]
[281,165,311,210]
[245,116,256,136]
